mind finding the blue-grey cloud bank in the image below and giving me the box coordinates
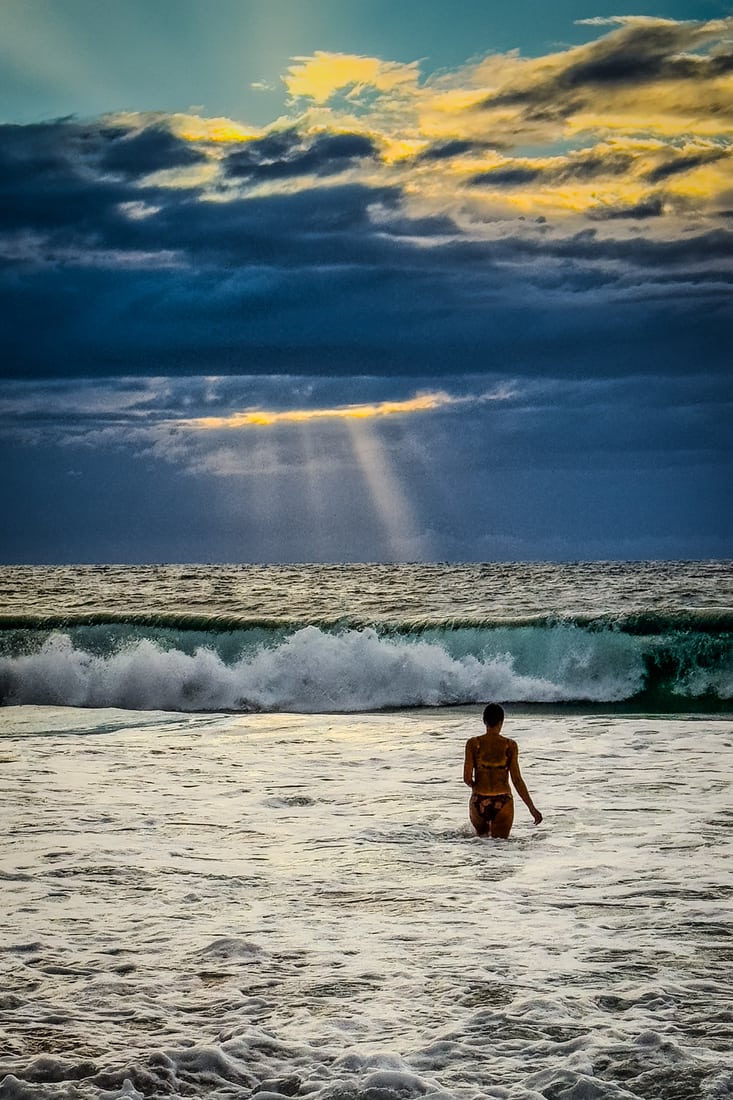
[1,11,731,562]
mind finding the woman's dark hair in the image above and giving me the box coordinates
[482,703,505,727]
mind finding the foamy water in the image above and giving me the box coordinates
[1,705,731,1100]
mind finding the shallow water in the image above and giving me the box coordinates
[1,706,731,1099]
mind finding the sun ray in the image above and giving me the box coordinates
[346,419,429,562]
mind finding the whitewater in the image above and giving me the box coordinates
[1,706,731,1100]
[1,563,731,1100]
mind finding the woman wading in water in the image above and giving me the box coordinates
[464,703,543,838]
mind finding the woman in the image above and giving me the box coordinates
[463,702,543,838]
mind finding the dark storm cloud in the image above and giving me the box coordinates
[416,140,494,162]
[2,251,729,383]
[560,25,729,89]
[0,114,731,383]
[469,149,635,189]
[588,195,666,220]
[551,149,635,183]
[224,129,377,180]
[145,182,405,271]
[523,225,733,266]
[469,165,542,187]
[481,19,733,120]
[417,373,733,478]
[370,212,459,237]
[0,120,125,229]
[0,117,204,191]
[98,124,208,177]
[0,117,390,260]
[645,148,731,184]
[0,119,190,239]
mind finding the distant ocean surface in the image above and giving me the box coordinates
[0,561,731,712]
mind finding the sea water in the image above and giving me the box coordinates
[0,563,731,1100]
[0,562,731,712]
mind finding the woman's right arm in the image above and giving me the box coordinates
[508,741,543,823]
[463,740,475,787]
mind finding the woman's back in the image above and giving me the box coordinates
[470,733,513,794]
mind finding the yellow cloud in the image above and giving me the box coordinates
[173,115,260,143]
[179,393,464,431]
[109,111,260,146]
[665,159,733,207]
[122,19,733,229]
[285,51,419,104]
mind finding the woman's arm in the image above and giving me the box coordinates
[463,739,475,787]
[508,741,543,824]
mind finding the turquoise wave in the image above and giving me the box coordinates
[0,616,730,712]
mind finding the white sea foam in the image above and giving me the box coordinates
[0,625,649,712]
[0,706,730,1100]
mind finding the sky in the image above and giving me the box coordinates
[1,0,731,563]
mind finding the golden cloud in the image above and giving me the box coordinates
[172,115,260,144]
[159,18,732,230]
[285,51,419,104]
[178,392,467,431]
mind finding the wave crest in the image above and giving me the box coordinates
[3,620,726,712]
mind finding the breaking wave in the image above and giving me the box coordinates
[0,613,731,713]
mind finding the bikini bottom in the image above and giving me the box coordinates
[470,792,512,823]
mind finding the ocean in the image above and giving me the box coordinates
[1,562,731,1100]
[1,561,731,712]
